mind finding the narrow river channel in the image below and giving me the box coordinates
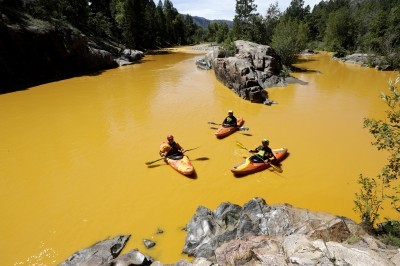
[0,48,397,264]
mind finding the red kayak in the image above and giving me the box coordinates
[215,117,245,139]
[231,148,288,176]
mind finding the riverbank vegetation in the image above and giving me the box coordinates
[2,0,399,69]
[354,73,400,245]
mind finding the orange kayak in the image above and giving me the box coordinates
[215,117,245,139]
[159,142,195,176]
[165,154,194,176]
[231,148,288,176]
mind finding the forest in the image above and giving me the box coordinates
[1,0,400,67]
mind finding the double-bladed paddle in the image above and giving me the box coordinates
[207,121,249,131]
[145,147,200,165]
[235,141,282,173]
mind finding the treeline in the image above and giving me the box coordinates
[1,0,202,50]
[1,0,400,68]
[223,0,400,68]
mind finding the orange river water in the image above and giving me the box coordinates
[0,48,398,265]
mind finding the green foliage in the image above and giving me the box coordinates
[377,220,400,247]
[346,234,362,245]
[17,0,400,64]
[87,12,113,37]
[232,0,258,41]
[205,22,230,44]
[263,2,281,44]
[380,233,400,247]
[353,174,383,229]
[271,17,309,66]
[219,41,237,58]
[284,0,310,22]
[323,7,355,51]
[354,73,400,229]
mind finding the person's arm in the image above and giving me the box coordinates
[176,143,185,153]
[249,146,258,153]
[267,148,276,160]
[232,116,238,126]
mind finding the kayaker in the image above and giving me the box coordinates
[249,139,277,163]
[222,110,237,128]
[159,135,185,158]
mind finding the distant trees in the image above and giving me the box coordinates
[323,7,355,52]
[11,0,400,68]
[22,0,201,50]
[270,0,310,67]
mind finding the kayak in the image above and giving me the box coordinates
[215,117,245,139]
[159,142,194,176]
[165,154,195,176]
[231,147,288,176]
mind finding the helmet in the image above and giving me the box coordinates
[167,135,174,141]
[262,139,269,145]
[228,110,233,114]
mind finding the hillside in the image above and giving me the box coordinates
[191,16,233,28]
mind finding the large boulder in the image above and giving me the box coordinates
[182,197,399,265]
[212,40,283,104]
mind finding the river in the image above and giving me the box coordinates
[0,48,397,265]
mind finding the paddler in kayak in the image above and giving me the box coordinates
[222,110,237,127]
[249,139,277,163]
[159,135,185,159]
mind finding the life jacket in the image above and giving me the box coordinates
[160,142,171,153]
[257,150,266,158]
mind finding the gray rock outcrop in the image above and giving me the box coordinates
[0,9,143,93]
[212,40,283,104]
[181,197,400,265]
[59,198,400,266]
[59,235,130,265]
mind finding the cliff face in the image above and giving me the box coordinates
[0,12,117,93]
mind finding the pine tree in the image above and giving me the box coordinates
[232,0,258,41]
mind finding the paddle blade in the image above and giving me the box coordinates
[183,147,200,153]
[145,158,163,165]
[238,127,249,131]
[235,141,247,150]
[270,163,283,173]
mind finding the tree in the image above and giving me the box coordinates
[284,0,310,22]
[154,0,166,46]
[232,0,258,41]
[354,74,400,229]
[123,0,145,49]
[271,17,309,66]
[62,0,89,31]
[323,7,355,52]
[264,2,281,44]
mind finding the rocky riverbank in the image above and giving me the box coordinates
[60,198,400,266]
[0,8,143,93]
